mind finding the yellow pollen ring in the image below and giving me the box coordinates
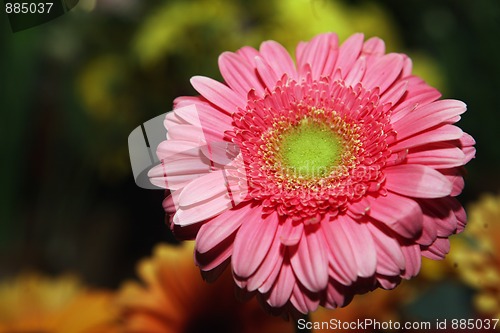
[260,111,362,189]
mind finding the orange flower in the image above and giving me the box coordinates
[0,273,118,333]
[116,242,294,333]
[449,194,500,321]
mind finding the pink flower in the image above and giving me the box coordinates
[148,33,475,314]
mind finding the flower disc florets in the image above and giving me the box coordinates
[229,76,392,222]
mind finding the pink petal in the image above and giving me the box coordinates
[177,170,229,207]
[190,75,245,114]
[290,226,329,292]
[347,196,371,218]
[280,220,304,246]
[199,141,240,167]
[321,48,339,79]
[379,80,408,106]
[255,56,280,90]
[327,263,351,286]
[440,168,465,196]
[201,258,230,283]
[390,124,464,152]
[296,33,339,80]
[235,45,260,65]
[173,96,234,142]
[392,100,466,141]
[258,250,285,294]
[259,40,298,80]
[392,77,441,115]
[427,213,456,238]
[164,109,184,128]
[362,37,385,56]
[324,280,349,308]
[337,217,377,278]
[196,203,256,253]
[344,57,367,87]
[401,55,413,78]
[289,286,308,314]
[149,143,212,190]
[376,275,401,289]
[266,260,294,308]
[415,213,438,246]
[232,211,280,278]
[169,104,202,127]
[195,232,234,271]
[336,33,364,77]
[450,197,467,233]
[385,164,452,198]
[421,237,450,260]
[295,41,307,70]
[148,158,205,179]
[172,103,231,131]
[152,156,211,181]
[166,124,206,141]
[406,143,466,168]
[150,172,205,191]
[362,53,404,94]
[459,131,475,146]
[162,194,176,215]
[173,95,201,108]
[368,192,423,239]
[321,217,357,283]
[401,244,422,279]
[290,284,320,314]
[218,52,265,97]
[155,139,201,160]
[182,102,233,143]
[459,132,476,163]
[246,233,285,292]
[173,187,233,226]
[421,196,460,237]
[368,223,406,275]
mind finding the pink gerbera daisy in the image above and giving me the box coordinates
[148,33,475,314]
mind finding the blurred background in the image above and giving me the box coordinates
[0,0,499,331]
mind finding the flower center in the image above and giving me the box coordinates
[260,109,361,189]
[228,77,393,221]
[278,119,343,178]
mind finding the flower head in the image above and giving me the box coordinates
[117,242,294,332]
[0,273,118,333]
[149,33,475,314]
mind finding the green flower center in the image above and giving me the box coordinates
[278,119,343,178]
